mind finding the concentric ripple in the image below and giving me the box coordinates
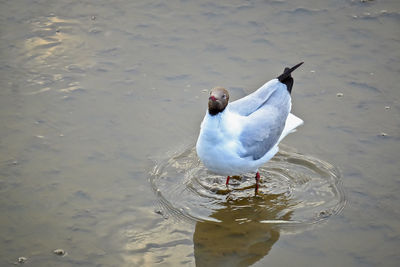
[150,145,345,226]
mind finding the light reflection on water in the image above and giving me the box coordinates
[22,15,92,96]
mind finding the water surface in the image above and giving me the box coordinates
[1,0,399,266]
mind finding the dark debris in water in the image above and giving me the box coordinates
[154,209,169,219]
[318,210,333,219]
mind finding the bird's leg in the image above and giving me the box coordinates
[226,176,231,185]
[255,172,260,193]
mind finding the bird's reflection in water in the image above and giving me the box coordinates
[150,146,345,266]
[193,192,293,267]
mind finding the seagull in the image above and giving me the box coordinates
[196,62,304,191]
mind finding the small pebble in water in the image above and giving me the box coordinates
[53,249,66,256]
[17,257,27,264]
[336,93,344,97]
[319,210,331,218]
[154,209,169,219]
[155,209,163,215]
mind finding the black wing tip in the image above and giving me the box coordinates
[277,62,304,94]
[277,62,304,82]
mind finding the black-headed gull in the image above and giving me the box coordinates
[196,62,304,191]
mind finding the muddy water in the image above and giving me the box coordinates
[0,0,399,266]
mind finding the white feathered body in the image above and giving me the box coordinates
[196,79,303,175]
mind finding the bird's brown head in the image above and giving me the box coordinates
[208,87,229,115]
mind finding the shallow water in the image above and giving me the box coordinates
[1,0,399,266]
[151,145,345,225]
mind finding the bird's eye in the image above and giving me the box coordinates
[223,94,226,99]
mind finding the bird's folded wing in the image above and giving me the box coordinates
[229,79,284,116]
[238,106,287,160]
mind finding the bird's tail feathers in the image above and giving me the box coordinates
[278,113,304,143]
[277,62,304,94]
